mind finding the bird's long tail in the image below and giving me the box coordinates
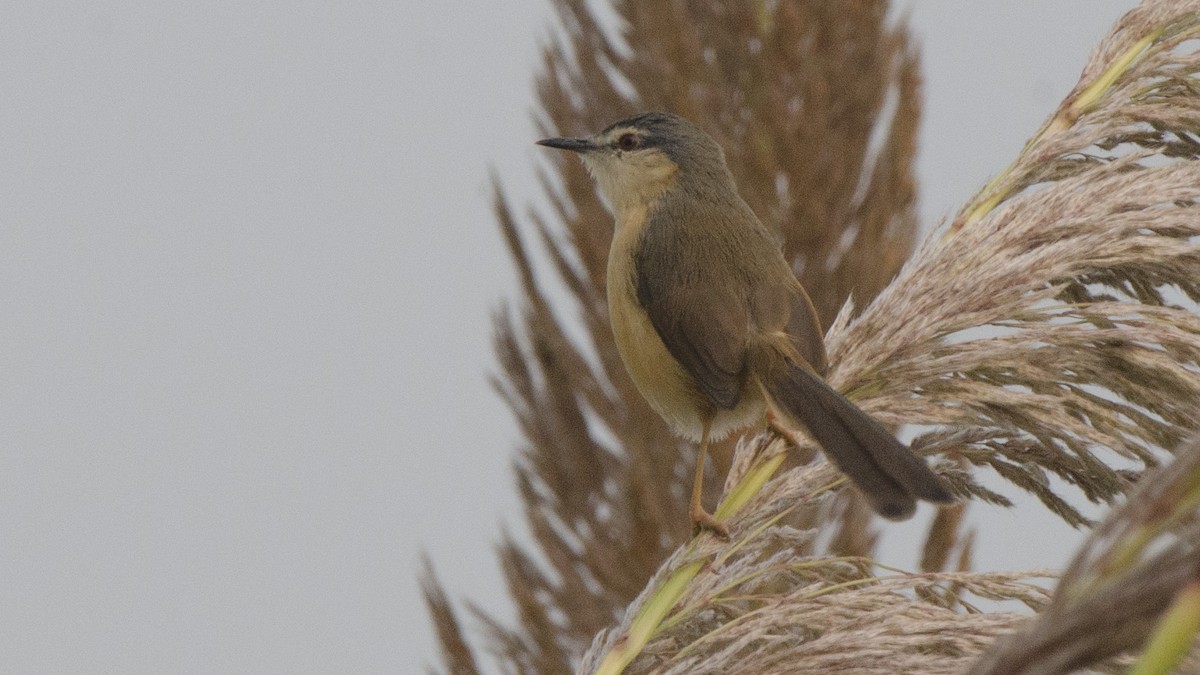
[758,357,953,519]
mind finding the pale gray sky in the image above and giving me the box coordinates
[0,2,1138,672]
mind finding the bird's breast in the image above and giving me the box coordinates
[607,206,704,435]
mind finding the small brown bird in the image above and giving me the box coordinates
[538,112,952,536]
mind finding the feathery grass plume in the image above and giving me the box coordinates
[830,0,1200,523]
[423,2,925,673]
[578,1,1200,671]
[580,435,1055,673]
[420,556,483,675]
[578,435,1055,675]
[968,431,1200,674]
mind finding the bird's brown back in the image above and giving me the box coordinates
[634,186,827,412]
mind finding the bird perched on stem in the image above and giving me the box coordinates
[538,112,952,537]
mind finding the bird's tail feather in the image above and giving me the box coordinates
[760,359,952,519]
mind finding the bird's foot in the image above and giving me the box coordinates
[690,507,730,540]
[766,409,802,447]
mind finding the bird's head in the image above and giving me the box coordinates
[537,112,730,213]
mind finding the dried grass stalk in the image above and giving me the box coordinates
[969,431,1200,674]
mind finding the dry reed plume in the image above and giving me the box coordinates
[426,0,1200,673]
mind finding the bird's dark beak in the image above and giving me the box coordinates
[536,136,595,153]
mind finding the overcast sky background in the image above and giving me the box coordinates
[0,1,1143,672]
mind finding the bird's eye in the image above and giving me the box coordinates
[617,133,641,151]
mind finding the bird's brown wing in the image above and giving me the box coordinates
[784,281,828,375]
[741,232,828,375]
[634,208,748,410]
